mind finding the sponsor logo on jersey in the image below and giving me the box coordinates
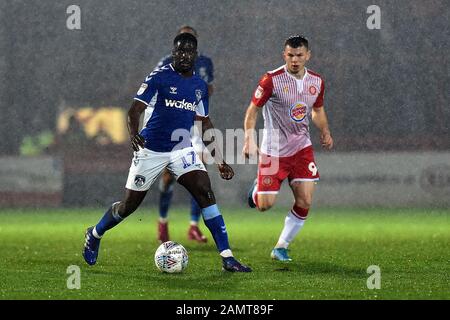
[255,86,264,99]
[165,99,197,111]
[137,83,148,95]
[309,85,317,95]
[170,87,177,94]
[290,102,307,122]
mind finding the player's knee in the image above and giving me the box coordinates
[192,184,215,207]
[118,200,139,218]
[257,199,275,212]
[257,204,272,212]
[295,197,312,209]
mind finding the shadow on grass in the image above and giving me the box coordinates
[80,261,253,291]
[142,271,253,293]
[269,260,364,277]
[298,261,364,277]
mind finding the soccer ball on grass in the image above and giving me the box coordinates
[154,241,188,273]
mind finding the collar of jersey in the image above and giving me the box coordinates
[169,63,197,76]
[284,65,308,81]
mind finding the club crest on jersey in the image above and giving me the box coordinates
[309,85,318,95]
[262,176,273,186]
[290,103,307,122]
[195,89,202,102]
[137,83,148,95]
[170,87,177,94]
[255,86,264,99]
[134,175,146,188]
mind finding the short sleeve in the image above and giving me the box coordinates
[313,79,325,108]
[251,73,273,107]
[134,74,159,106]
[196,82,209,117]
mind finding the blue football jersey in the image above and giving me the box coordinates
[157,54,214,84]
[134,64,209,152]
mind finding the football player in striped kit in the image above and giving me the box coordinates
[243,35,334,262]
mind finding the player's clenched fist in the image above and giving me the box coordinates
[130,133,145,151]
[242,140,259,159]
[218,162,234,180]
[320,131,333,150]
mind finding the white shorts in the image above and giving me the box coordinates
[191,133,205,155]
[191,131,213,164]
[125,147,207,191]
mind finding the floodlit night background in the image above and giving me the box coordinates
[1,0,448,207]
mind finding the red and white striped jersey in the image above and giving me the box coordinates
[251,65,325,157]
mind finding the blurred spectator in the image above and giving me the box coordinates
[55,114,94,151]
[20,130,55,156]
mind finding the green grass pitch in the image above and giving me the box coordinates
[0,207,448,299]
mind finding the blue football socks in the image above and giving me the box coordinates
[201,204,230,252]
[159,189,173,219]
[94,202,123,237]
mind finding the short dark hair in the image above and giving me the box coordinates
[177,25,198,37]
[284,35,309,50]
[173,32,198,48]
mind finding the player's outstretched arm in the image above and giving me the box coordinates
[243,103,260,159]
[311,106,333,150]
[197,115,234,180]
[127,100,147,151]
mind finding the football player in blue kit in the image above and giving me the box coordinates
[82,33,251,272]
[155,26,214,244]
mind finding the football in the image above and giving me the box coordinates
[154,241,189,273]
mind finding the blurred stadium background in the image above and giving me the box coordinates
[0,0,449,209]
[1,0,449,301]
